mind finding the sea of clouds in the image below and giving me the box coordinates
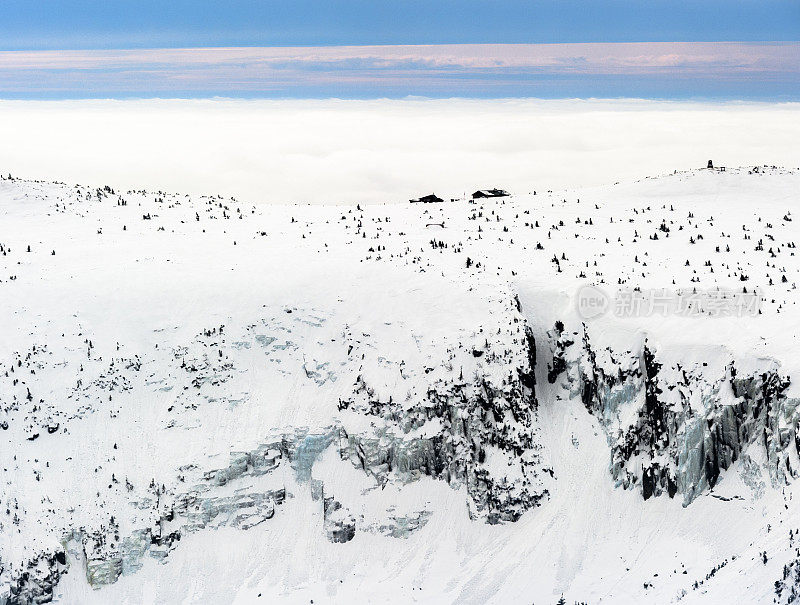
[0,98,797,204]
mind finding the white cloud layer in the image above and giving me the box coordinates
[0,98,798,204]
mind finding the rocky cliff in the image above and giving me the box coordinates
[548,322,800,506]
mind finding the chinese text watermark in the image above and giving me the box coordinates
[576,285,760,320]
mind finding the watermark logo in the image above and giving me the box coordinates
[576,285,760,320]
[576,284,610,319]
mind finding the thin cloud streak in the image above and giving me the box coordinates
[1,42,797,71]
[0,42,798,99]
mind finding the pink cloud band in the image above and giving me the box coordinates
[2,42,798,71]
[0,42,797,95]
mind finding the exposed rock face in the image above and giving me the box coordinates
[4,550,68,605]
[323,497,356,543]
[550,323,800,505]
[7,302,800,603]
[338,323,549,524]
[2,431,322,603]
[2,297,553,603]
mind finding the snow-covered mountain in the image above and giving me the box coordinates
[2,166,799,604]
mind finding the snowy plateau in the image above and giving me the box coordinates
[1,166,800,604]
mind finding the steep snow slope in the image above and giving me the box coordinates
[1,167,799,604]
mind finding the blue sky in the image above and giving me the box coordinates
[3,0,799,48]
[0,1,798,99]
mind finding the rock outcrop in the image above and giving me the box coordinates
[6,304,800,603]
[549,323,800,505]
[338,322,549,523]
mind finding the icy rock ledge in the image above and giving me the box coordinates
[3,316,549,604]
[549,322,799,506]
